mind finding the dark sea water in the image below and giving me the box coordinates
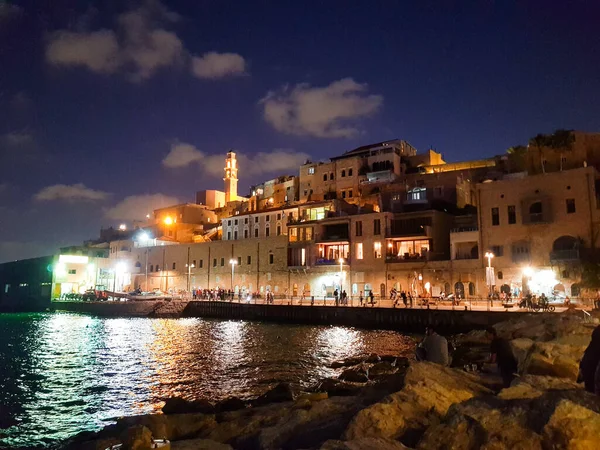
[0,313,413,449]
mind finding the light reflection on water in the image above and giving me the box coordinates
[0,313,413,449]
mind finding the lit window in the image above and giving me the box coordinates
[308,167,315,174]
[356,243,363,260]
[407,187,426,201]
[374,242,382,259]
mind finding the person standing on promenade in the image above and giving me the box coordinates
[416,326,449,366]
[401,291,408,308]
[334,289,339,306]
[369,290,375,306]
[578,325,600,395]
[359,291,364,306]
[486,327,518,387]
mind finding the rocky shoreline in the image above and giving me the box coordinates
[63,311,600,450]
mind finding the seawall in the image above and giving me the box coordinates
[51,300,530,332]
[181,301,525,333]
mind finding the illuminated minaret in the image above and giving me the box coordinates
[224,151,238,203]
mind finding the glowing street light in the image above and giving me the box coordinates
[185,263,195,293]
[338,257,344,295]
[137,231,151,290]
[229,258,238,293]
[484,251,495,300]
[119,224,127,231]
[164,216,173,225]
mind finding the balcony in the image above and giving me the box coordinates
[454,253,478,260]
[387,225,431,240]
[315,258,350,266]
[550,249,580,263]
[386,253,427,263]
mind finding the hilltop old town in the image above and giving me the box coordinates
[3,129,600,309]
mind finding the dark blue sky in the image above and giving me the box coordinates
[1,0,599,262]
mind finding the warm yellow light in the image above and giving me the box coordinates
[119,224,127,231]
[484,252,494,259]
[523,267,534,277]
[164,216,173,225]
[229,259,237,265]
[338,258,344,263]
[387,242,393,248]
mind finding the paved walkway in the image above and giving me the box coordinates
[185,296,595,313]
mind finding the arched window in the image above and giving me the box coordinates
[468,282,475,296]
[552,236,578,251]
[500,284,511,294]
[529,202,543,223]
[454,282,464,297]
[571,283,581,297]
[135,261,141,268]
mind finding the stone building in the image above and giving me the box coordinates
[476,165,600,298]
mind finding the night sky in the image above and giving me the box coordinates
[1,0,599,263]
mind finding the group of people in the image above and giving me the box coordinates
[191,288,263,302]
[333,289,349,305]
[391,289,412,308]
[416,324,600,395]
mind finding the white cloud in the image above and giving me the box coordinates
[46,1,184,81]
[191,52,246,79]
[162,142,309,177]
[45,1,245,82]
[162,142,204,168]
[260,78,383,138]
[1,131,34,147]
[46,30,121,74]
[105,193,179,221]
[34,183,110,202]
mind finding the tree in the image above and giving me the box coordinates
[506,145,528,171]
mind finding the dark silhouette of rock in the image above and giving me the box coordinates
[253,382,295,406]
[365,353,381,363]
[215,397,247,412]
[162,397,215,414]
[317,378,363,396]
[330,357,365,368]
[339,366,369,383]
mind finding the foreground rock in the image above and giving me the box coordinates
[64,313,600,450]
[343,362,493,445]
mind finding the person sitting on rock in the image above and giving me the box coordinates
[416,326,449,366]
[486,327,518,388]
[578,325,600,395]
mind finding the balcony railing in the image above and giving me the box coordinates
[454,254,478,260]
[315,257,350,266]
[315,234,350,243]
[387,225,430,238]
[550,249,580,262]
[451,227,478,233]
[386,253,427,263]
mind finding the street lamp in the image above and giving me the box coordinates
[229,258,237,295]
[138,231,151,291]
[185,263,195,294]
[338,257,344,294]
[484,251,495,302]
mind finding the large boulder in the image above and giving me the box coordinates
[316,378,364,396]
[369,362,398,377]
[343,362,492,443]
[510,338,534,372]
[417,397,543,449]
[253,382,295,406]
[320,437,410,449]
[215,397,247,412]
[542,399,600,449]
[171,438,232,450]
[162,397,214,414]
[120,425,153,450]
[116,413,216,441]
[339,366,369,383]
[522,342,584,380]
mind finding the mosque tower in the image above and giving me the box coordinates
[224,151,238,203]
